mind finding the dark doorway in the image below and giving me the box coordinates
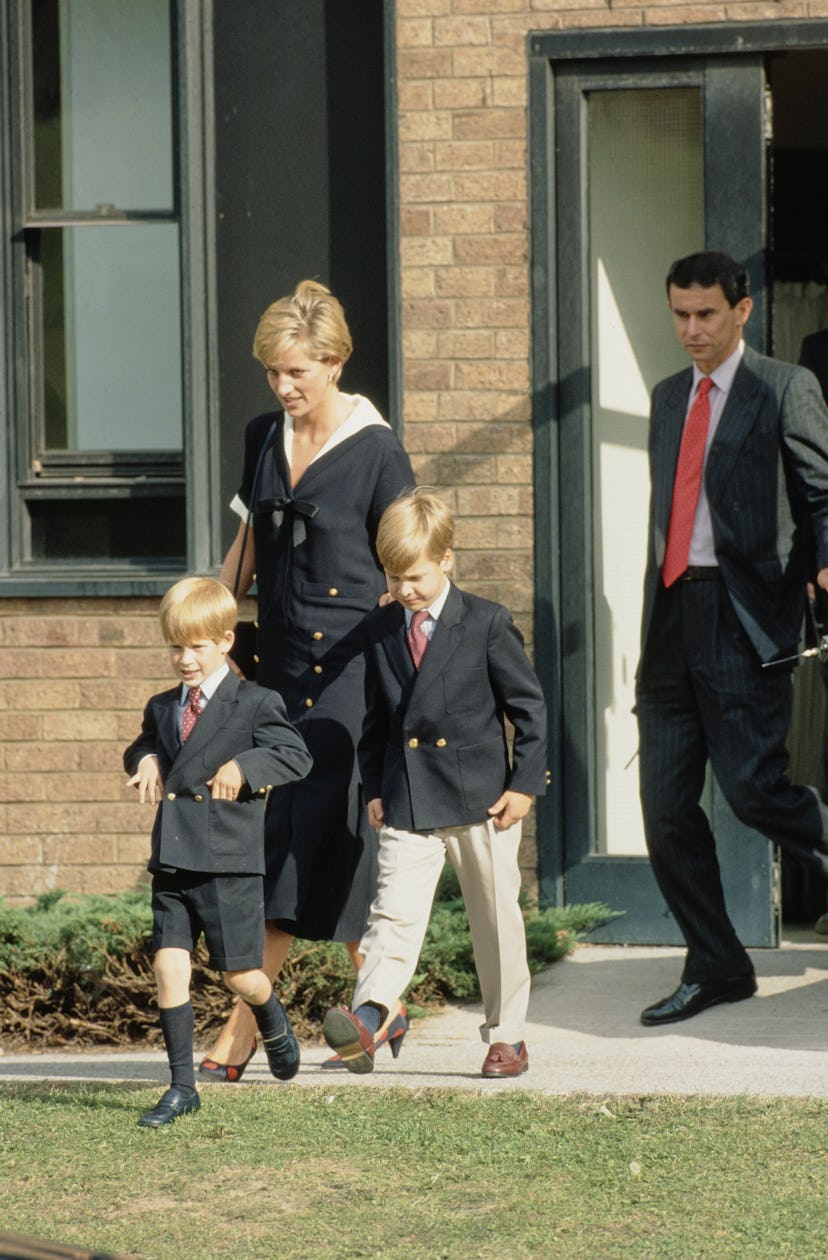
[769,49,828,928]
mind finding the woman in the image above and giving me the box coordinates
[199,281,413,1078]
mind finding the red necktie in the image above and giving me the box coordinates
[181,686,202,741]
[407,610,429,669]
[662,376,714,588]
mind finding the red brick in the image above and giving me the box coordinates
[5,742,80,772]
[80,866,148,896]
[0,837,43,865]
[433,15,492,44]
[42,836,119,865]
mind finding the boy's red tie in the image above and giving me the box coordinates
[181,686,202,741]
[407,610,429,669]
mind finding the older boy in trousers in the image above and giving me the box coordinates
[323,490,549,1077]
[125,577,312,1126]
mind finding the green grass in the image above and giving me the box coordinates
[1,1084,826,1259]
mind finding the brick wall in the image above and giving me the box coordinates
[0,2,808,903]
[0,599,171,904]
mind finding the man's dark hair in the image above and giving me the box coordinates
[665,251,749,308]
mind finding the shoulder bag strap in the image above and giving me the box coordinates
[232,419,277,599]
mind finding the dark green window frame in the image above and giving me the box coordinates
[0,0,217,595]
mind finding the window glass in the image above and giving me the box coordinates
[587,87,703,856]
[41,224,183,452]
[32,0,174,213]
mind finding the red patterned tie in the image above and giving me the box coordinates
[407,610,429,669]
[662,376,714,588]
[181,686,202,741]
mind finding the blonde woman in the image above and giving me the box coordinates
[200,281,412,1078]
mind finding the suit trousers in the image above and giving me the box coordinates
[636,576,828,983]
[352,818,531,1045]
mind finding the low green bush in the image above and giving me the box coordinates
[0,876,620,1049]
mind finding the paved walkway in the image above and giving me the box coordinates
[2,939,828,1096]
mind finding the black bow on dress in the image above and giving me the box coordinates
[257,496,319,547]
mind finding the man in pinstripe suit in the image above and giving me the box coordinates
[636,251,828,1026]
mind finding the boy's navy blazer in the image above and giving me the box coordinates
[123,672,312,875]
[358,584,548,832]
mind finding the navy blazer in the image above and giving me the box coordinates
[123,673,312,875]
[358,584,548,832]
[641,344,828,663]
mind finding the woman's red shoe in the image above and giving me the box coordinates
[198,1040,256,1083]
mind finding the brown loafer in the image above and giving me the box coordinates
[322,1007,375,1074]
[481,1041,529,1078]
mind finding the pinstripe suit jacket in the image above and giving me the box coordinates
[640,344,828,664]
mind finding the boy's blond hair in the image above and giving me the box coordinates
[375,488,454,573]
[253,280,353,385]
[159,577,237,644]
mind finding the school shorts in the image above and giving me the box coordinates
[150,869,265,972]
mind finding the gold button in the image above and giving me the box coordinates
[194,794,203,802]
[253,653,260,663]
[435,738,446,748]
[313,665,323,674]
[253,620,259,630]
[305,698,314,708]
[258,787,267,795]
[313,631,324,641]
[408,738,419,749]
[328,587,338,597]
[265,784,273,790]
[167,792,176,801]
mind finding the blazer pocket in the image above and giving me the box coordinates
[208,799,262,864]
[457,737,505,814]
[443,669,487,714]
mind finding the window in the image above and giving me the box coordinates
[2,0,212,588]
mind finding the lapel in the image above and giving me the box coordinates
[411,583,465,698]
[653,369,693,540]
[165,673,241,786]
[380,603,416,691]
[154,688,183,766]
[703,349,763,509]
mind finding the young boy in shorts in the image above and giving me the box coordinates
[124,576,312,1126]
[323,490,549,1078]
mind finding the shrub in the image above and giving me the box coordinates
[0,879,620,1049]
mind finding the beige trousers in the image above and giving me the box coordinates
[352,818,531,1045]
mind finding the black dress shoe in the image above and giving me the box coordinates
[262,1028,300,1081]
[640,976,757,1026]
[137,1085,201,1127]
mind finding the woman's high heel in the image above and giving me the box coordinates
[198,1040,256,1083]
[321,1006,408,1069]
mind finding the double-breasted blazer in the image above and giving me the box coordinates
[640,344,828,664]
[358,584,548,832]
[123,673,312,875]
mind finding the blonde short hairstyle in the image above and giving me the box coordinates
[375,488,454,573]
[159,577,237,644]
[253,280,353,383]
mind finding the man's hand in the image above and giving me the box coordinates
[207,759,244,800]
[487,790,533,830]
[817,567,828,594]
[127,756,164,805]
[367,797,385,828]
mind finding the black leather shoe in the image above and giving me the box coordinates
[640,976,757,1026]
[137,1085,200,1127]
[262,1028,300,1081]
